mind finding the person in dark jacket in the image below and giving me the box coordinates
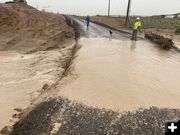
[85,16,90,27]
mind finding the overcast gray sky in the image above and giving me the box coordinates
[0,0,180,16]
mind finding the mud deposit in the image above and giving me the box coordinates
[0,45,74,130]
[174,35,180,49]
[0,2,76,131]
[11,97,180,135]
[145,32,174,50]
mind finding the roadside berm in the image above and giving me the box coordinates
[0,2,76,132]
[145,32,174,50]
[0,2,74,53]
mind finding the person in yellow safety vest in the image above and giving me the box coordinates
[131,17,141,41]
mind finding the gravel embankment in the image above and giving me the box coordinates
[10,97,180,135]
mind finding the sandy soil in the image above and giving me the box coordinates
[91,16,127,30]
[0,43,76,131]
[0,3,74,53]
[174,35,180,49]
[0,2,76,132]
[91,16,136,34]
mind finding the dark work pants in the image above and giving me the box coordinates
[131,30,138,40]
[87,21,90,27]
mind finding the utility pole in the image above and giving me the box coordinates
[108,0,111,16]
[125,0,131,25]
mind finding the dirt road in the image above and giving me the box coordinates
[10,18,180,135]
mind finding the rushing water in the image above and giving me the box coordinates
[0,50,62,130]
[58,38,180,111]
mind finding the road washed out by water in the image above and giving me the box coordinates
[0,50,66,130]
[58,37,180,112]
[8,18,180,134]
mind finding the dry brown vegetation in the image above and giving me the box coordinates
[91,16,180,36]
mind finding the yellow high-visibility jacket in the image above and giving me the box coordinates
[133,21,141,30]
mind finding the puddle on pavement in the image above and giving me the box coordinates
[58,38,180,112]
[0,50,64,130]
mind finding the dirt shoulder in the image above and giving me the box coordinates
[91,16,130,32]
[91,16,180,48]
[91,16,179,35]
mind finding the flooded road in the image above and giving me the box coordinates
[9,18,180,135]
[58,37,180,111]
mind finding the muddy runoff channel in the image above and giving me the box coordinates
[0,40,76,132]
[9,20,180,134]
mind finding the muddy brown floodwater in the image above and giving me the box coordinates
[57,38,180,112]
[0,50,66,130]
[174,35,180,49]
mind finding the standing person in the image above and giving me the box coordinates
[85,16,90,28]
[131,17,141,41]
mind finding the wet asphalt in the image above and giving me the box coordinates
[73,17,131,40]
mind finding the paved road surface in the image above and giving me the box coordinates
[74,18,132,39]
[10,18,180,135]
[58,17,180,111]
